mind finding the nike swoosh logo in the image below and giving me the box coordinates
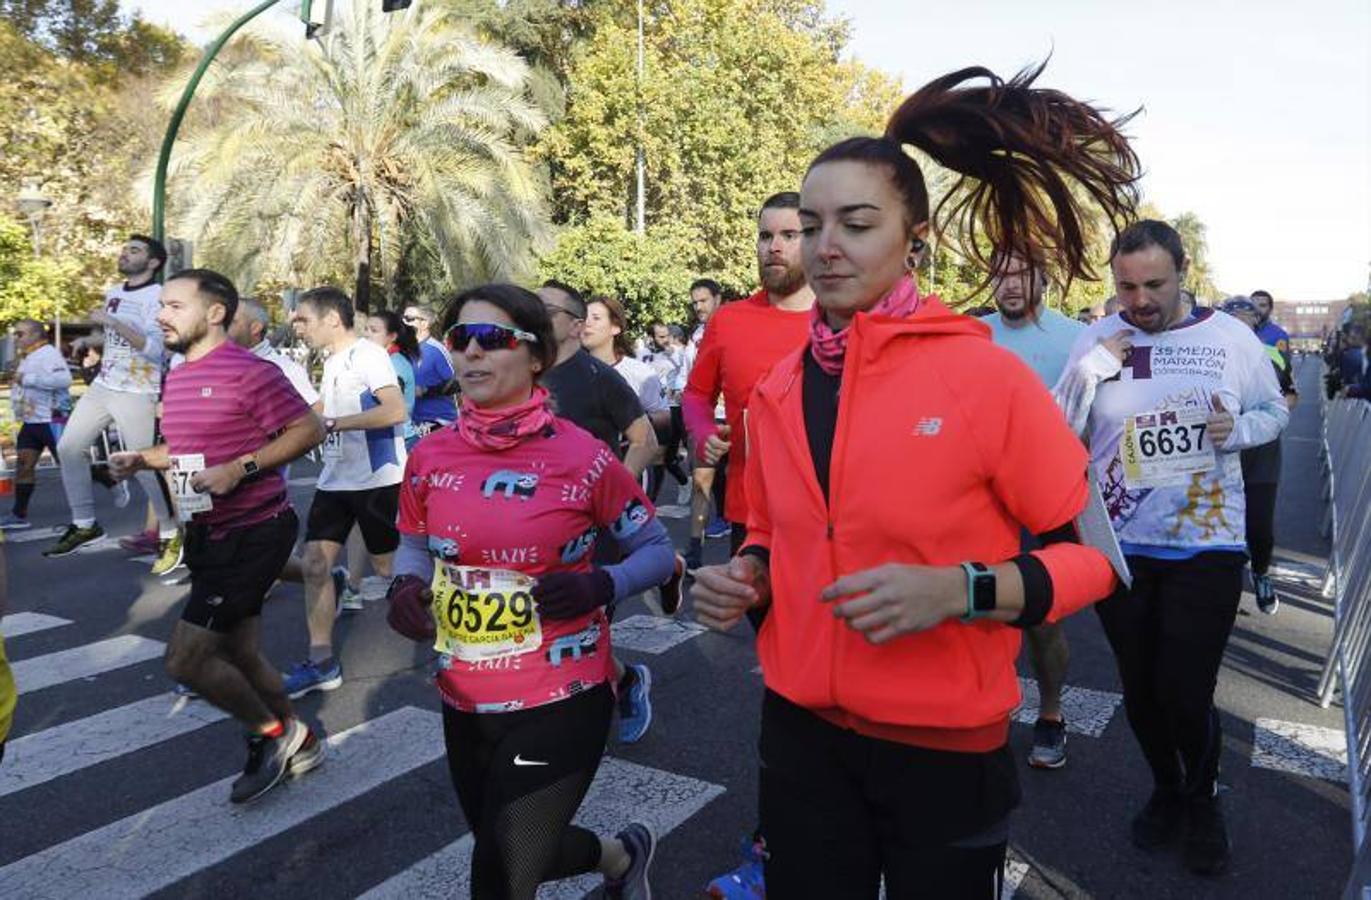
[513,755,549,767]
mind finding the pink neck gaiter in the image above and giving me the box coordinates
[458,385,556,451]
[809,275,922,376]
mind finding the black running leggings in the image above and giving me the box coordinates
[758,691,1014,899]
[1095,552,1244,797]
[443,683,613,899]
[1244,482,1278,575]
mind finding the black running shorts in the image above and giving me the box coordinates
[182,509,298,633]
[304,485,401,554]
[16,423,59,455]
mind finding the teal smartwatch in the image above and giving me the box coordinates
[959,561,997,622]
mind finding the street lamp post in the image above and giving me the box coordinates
[17,177,56,348]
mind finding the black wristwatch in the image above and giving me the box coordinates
[959,561,997,622]
[240,455,260,478]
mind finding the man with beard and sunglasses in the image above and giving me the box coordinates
[682,193,815,563]
[982,251,1084,772]
[110,269,327,804]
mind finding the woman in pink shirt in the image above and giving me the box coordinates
[386,283,673,899]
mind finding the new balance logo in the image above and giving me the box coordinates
[914,417,942,436]
[513,755,549,767]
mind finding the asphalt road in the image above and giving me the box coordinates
[0,356,1353,898]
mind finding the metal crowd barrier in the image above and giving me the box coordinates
[1312,394,1371,899]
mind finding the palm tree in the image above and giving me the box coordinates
[156,2,552,309]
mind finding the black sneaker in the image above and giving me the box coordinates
[603,822,657,899]
[657,554,686,616]
[229,719,307,804]
[42,523,105,558]
[1131,785,1186,850]
[1253,573,1279,615]
[1184,791,1230,876]
[1027,718,1067,769]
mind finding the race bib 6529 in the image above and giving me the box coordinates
[431,565,541,662]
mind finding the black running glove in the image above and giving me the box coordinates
[533,569,615,621]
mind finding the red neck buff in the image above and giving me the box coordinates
[458,385,556,451]
[809,275,922,376]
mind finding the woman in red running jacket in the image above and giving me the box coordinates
[692,62,1139,898]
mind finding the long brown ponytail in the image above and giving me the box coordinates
[811,60,1141,290]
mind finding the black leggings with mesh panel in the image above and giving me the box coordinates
[443,682,613,899]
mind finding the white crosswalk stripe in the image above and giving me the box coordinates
[11,635,165,695]
[1251,717,1348,782]
[610,615,707,654]
[0,692,229,798]
[1014,677,1122,738]
[0,613,72,639]
[0,707,445,899]
[360,757,725,899]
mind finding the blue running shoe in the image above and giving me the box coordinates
[705,517,731,540]
[618,663,653,744]
[283,659,343,699]
[706,837,766,898]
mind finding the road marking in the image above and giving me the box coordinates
[1014,677,1122,738]
[288,475,317,487]
[653,504,691,519]
[0,612,72,639]
[11,635,166,695]
[610,615,707,655]
[0,707,444,899]
[0,692,230,797]
[2,526,64,544]
[1252,717,1347,782]
[359,756,725,899]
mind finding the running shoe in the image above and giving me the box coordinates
[603,822,657,899]
[286,726,326,779]
[336,566,365,612]
[1027,718,1068,769]
[42,522,105,557]
[618,664,653,744]
[283,659,343,699]
[1184,790,1230,876]
[112,479,131,509]
[119,529,159,554]
[705,517,731,540]
[152,531,185,577]
[1254,572,1279,615]
[657,554,686,616]
[1131,785,1186,851]
[172,682,198,699]
[229,718,308,804]
[706,837,767,899]
[0,513,31,531]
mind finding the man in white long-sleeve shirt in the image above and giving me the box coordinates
[1053,220,1288,877]
[46,235,179,560]
[2,320,72,529]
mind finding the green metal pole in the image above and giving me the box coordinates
[151,0,284,242]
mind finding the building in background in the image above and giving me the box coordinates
[1273,299,1353,352]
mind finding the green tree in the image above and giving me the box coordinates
[537,0,900,297]
[155,3,553,310]
[1,21,176,320]
[536,215,697,329]
[0,213,89,326]
[0,0,185,79]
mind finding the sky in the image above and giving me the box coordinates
[123,0,1370,301]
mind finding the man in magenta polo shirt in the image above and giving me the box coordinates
[110,269,327,806]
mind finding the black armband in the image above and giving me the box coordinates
[1009,553,1053,628]
[738,544,770,569]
